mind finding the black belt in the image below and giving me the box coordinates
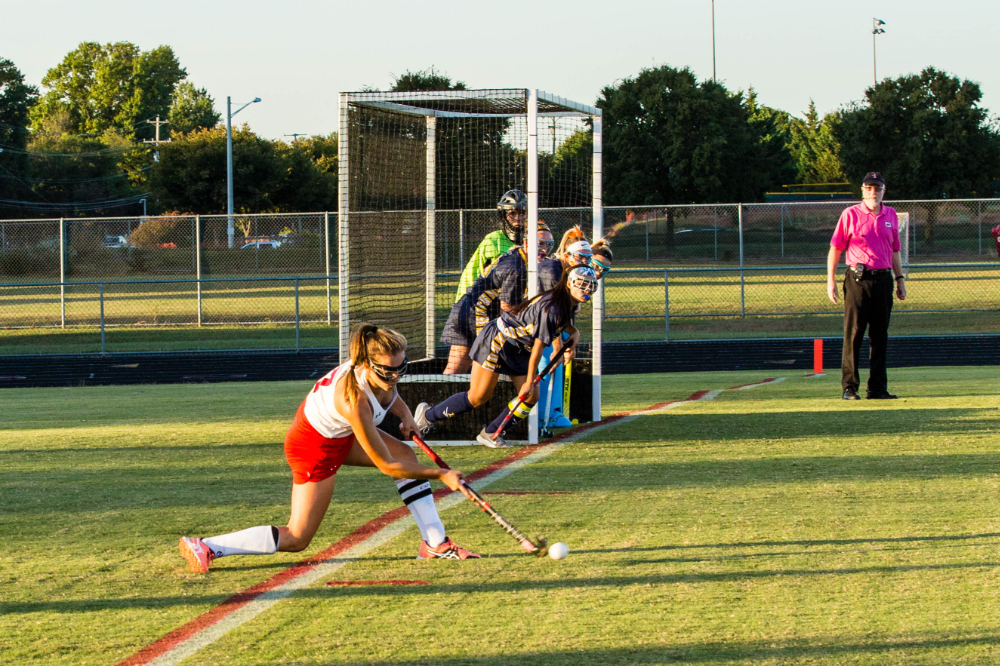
[849,265,892,281]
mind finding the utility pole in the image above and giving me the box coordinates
[872,18,886,85]
[143,116,171,145]
[284,133,308,142]
[711,0,717,82]
[227,96,262,248]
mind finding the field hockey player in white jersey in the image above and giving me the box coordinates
[179,324,479,572]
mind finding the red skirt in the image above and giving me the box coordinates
[284,399,355,484]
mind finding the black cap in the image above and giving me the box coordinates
[862,172,885,187]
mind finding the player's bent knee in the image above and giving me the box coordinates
[467,389,493,407]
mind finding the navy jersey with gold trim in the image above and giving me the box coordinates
[463,247,529,333]
[494,292,570,352]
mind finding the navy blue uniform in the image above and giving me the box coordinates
[440,247,529,347]
[470,292,571,376]
[538,258,563,292]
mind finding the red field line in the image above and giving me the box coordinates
[484,491,573,495]
[116,391,726,666]
[327,580,429,586]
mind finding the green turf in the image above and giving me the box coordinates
[3,367,1000,663]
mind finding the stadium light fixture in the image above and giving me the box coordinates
[872,18,886,85]
[226,96,262,248]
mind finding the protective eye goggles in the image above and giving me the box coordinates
[369,356,408,380]
[590,257,611,278]
[539,239,554,255]
[566,251,593,267]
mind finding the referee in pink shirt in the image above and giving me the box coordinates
[827,172,907,400]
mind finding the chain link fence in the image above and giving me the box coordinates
[2,200,998,354]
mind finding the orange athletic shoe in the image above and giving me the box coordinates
[417,537,481,560]
[179,536,214,572]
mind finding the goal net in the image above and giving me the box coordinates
[338,89,603,442]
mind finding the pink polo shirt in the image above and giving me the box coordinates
[830,203,900,270]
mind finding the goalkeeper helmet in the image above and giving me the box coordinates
[497,189,527,244]
[567,266,599,301]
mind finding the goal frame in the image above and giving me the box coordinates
[337,88,604,441]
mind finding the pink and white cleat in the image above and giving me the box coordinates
[179,536,214,572]
[417,537,481,560]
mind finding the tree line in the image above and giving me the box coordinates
[0,43,998,220]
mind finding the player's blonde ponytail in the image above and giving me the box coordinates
[556,225,588,255]
[591,237,613,261]
[345,324,407,407]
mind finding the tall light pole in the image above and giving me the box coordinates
[711,0,717,82]
[227,96,262,248]
[872,18,886,85]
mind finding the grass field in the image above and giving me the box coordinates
[4,366,1000,664]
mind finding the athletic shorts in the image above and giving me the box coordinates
[284,399,355,484]
[469,321,531,377]
[439,296,477,347]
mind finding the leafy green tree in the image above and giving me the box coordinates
[382,67,523,209]
[778,100,846,184]
[834,67,1000,246]
[390,67,466,92]
[29,42,186,141]
[167,82,220,136]
[149,126,337,214]
[746,89,798,189]
[598,66,793,207]
[834,67,1000,198]
[539,127,593,207]
[0,57,39,203]
[21,108,148,214]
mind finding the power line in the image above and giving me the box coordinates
[0,165,154,184]
[0,143,147,158]
[0,117,155,138]
[0,192,151,211]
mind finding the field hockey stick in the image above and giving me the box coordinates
[540,348,557,438]
[540,369,556,438]
[411,433,550,557]
[492,340,574,442]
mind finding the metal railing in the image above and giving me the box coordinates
[2,199,999,354]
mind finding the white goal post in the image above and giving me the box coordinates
[337,88,603,442]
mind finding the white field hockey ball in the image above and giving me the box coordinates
[548,542,569,560]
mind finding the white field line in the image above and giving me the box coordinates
[146,418,635,665]
[731,377,787,391]
[144,377,785,665]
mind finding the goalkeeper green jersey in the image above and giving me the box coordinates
[454,230,516,302]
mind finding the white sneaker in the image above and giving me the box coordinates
[477,427,511,448]
[414,402,432,434]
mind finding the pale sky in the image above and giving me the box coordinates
[6,0,999,140]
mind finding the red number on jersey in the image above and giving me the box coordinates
[312,374,335,393]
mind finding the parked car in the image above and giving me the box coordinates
[241,240,282,250]
[103,235,129,248]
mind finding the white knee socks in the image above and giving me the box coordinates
[395,479,446,547]
[203,525,279,558]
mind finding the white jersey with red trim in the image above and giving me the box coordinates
[303,362,395,438]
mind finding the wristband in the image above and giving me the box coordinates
[895,276,905,281]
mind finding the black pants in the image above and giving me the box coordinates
[841,271,894,392]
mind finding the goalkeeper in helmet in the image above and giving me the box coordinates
[453,189,526,300]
